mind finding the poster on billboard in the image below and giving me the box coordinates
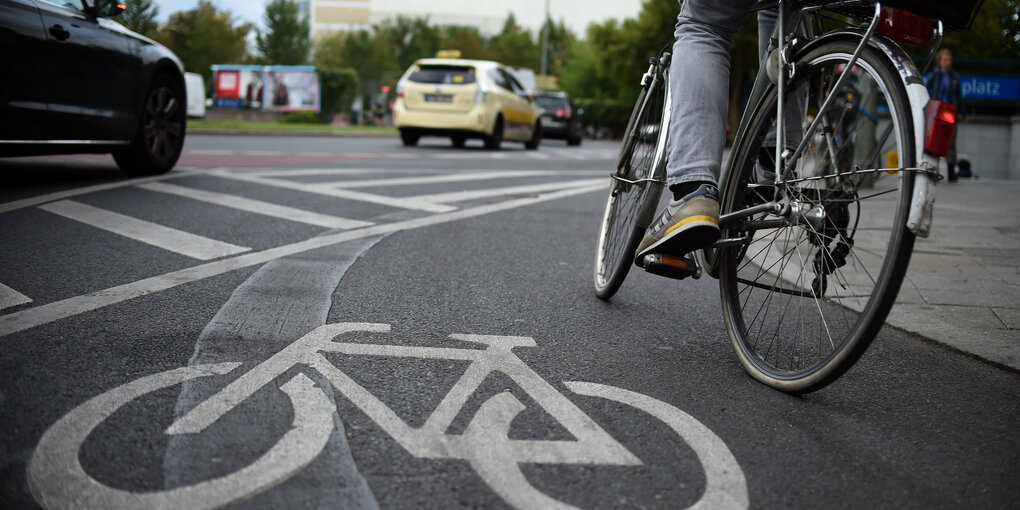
[264,68,320,111]
[211,65,320,112]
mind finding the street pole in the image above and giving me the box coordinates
[540,0,549,76]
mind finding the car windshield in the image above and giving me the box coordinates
[536,96,568,110]
[408,65,477,85]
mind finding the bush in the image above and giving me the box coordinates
[573,98,632,139]
[280,111,321,124]
[318,67,359,123]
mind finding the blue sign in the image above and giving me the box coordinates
[960,76,1020,101]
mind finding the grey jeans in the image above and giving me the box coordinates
[666,0,777,187]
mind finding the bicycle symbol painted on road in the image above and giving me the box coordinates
[29,323,748,509]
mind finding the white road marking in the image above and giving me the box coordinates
[207,172,457,213]
[28,365,336,510]
[566,382,749,509]
[0,283,32,311]
[414,178,606,204]
[525,152,551,159]
[38,200,250,260]
[136,182,373,229]
[243,169,378,177]
[0,171,189,214]
[324,170,555,189]
[0,184,605,337]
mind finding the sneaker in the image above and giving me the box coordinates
[635,183,721,260]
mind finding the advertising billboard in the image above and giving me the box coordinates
[211,65,321,112]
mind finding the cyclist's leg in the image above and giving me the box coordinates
[636,0,757,259]
[666,0,758,190]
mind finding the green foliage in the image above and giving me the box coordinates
[119,0,159,38]
[572,98,631,138]
[155,1,251,86]
[439,25,487,59]
[257,0,311,65]
[318,67,359,123]
[280,111,321,124]
[488,13,540,69]
[941,0,1020,67]
[540,18,578,76]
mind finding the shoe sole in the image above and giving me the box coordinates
[636,220,721,260]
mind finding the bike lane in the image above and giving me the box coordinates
[10,173,1020,509]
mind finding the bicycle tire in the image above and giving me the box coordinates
[593,72,667,299]
[717,40,917,393]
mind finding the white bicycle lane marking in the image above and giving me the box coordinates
[29,323,749,509]
[0,184,604,338]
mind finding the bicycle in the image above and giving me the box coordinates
[594,0,982,393]
[29,323,748,509]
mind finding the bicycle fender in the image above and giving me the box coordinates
[797,29,937,237]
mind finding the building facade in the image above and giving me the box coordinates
[299,0,641,39]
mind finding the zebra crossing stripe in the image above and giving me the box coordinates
[136,182,372,230]
[38,200,250,261]
[0,283,31,311]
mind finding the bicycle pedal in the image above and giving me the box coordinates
[640,253,701,280]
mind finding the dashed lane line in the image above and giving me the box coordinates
[0,183,605,338]
[38,200,251,261]
[136,182,373,229]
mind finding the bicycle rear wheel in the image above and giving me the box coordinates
[718,40,917,392]
[593,71,667,299]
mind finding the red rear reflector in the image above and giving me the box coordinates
[925,100,956,156]
[555,108,571,118]
[878,7,931,45]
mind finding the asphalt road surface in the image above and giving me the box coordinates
[1,134,1017,509]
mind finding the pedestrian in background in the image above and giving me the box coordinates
[924,48,966,182]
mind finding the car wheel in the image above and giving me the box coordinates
[400,129,420,147]
[113,73,185,175]
[525,120,542,150]
[451,136,466,148]
[484,116,504,150]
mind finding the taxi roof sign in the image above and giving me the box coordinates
[435,50,462,59]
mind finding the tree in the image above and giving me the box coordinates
[487,13,540,69]
[539,18,578,77]
[156,1,251,86]
[376,16,441,73]
[119,0,159,38]
[942,0,1020,65]
[438,25,487,60]
[257,0,311,65]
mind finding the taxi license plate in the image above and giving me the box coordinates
[424,94,453,103]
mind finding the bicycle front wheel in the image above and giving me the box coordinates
[593,74,667,299]
[718,40,917,392]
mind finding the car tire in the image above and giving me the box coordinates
[113,73,185,176]
[451,136,466,148]
[525,120,542,150]
[400,129,420,147]
[484,116,504,150]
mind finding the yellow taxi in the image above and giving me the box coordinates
[393,57,542,150]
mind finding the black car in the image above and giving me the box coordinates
[535,92,583,146]
[0,0,187,175]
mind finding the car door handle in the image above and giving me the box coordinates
[48,24,70,41]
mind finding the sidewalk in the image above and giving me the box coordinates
[884,177,1020,371]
